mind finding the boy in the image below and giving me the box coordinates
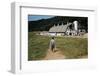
[49,37,56,52]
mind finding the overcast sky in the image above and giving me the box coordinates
[28,15,54,21]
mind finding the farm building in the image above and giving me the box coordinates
[49,21,86,36]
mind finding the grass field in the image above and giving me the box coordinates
[28,32,88,60]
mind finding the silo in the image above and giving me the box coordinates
[73,21,78,31]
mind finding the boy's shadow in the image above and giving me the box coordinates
[53,49,59,53]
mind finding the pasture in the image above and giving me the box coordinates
[28,32,88,60]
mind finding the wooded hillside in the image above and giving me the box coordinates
[28,16,88,32]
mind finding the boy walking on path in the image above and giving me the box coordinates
[49,37,56,52]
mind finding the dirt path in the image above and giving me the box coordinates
[44,49,66,60]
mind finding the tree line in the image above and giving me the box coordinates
[28,16,88,32]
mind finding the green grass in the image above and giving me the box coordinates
[56,37,88,58]
[28,32,50,60]
[28,32,88,60]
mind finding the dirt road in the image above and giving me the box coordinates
[44,49,66,60]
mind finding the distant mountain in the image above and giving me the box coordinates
[28,16,88,32]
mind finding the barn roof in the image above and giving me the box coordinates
[49,23,72,33]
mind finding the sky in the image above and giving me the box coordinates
[28,15,54,21]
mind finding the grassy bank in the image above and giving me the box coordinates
[28,32,50,60]
[28,32,88,60]
[56,37,88,59]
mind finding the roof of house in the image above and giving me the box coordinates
[49,23,72,33]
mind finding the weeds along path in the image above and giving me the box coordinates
[44,49,66,60]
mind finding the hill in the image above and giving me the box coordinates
[28,16,88,32]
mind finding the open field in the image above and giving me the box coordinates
[28,32,88,60]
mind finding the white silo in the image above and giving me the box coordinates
[73,21,78,31]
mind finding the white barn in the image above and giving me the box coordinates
[49,21,85,36]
